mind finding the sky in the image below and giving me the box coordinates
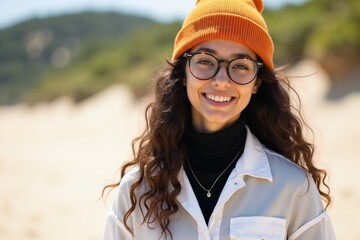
[0,0,308,29]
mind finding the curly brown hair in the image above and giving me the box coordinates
[102,57,331,238]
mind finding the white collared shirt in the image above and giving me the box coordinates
[103,127,336,240]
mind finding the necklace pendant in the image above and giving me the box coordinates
[206,192,211,198]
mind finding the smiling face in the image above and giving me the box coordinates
[184,39,261,133]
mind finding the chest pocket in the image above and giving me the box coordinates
[230,216,286,240]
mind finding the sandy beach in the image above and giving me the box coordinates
[0,59,359,239]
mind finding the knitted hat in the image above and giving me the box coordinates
[172,0,274,70]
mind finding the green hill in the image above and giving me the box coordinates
[27,22,180,103]
[0,11,158,104]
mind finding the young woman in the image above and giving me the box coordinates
[103,0,336,239]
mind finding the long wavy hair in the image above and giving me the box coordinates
[102,56,331,238]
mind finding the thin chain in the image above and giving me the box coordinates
[186,146,243,198]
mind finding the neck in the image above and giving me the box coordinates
[186,114,246,163]
[191,115,241,133]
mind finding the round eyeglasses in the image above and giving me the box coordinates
[183,52,263,85]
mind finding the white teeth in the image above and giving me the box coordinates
[206,94,232,102]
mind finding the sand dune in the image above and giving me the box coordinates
[0,59,359,239]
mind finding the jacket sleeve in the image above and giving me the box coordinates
[102,169,139,240]
[103,210,133,240]
[287,174,336,240]
[288,211,335,240]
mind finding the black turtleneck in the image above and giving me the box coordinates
[184,115,247,224]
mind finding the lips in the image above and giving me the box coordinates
[205,93,233,103]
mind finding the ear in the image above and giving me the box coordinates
[252,78,262,94]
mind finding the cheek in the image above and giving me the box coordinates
[186,78,200,102]
[185,72,203,95]
[235,85,257,108]
[184,76,195,100]
[237,83,257,96]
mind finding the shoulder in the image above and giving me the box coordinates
[245,127,309,188]
[265,148,306,176]
[117,166,144,196]
[120,167,141,187]
[264,147,310,192]
[264,148,324,207]
[262,148,325,214]
[113,167,143,211]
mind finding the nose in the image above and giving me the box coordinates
[211,64,231,88]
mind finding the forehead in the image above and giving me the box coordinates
[191,39,257,60]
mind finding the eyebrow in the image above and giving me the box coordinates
[194,47,255,60]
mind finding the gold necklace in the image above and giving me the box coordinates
[186,147,243,198]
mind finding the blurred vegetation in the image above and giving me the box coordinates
[264,0,360,79]
[0,11,159,104]
[27,22,180,103]
[0,0,359,105]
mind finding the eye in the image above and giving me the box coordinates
[232,63,251,72]
[196,58,215,66]
[232,64,249,70]
[231,59,253,72]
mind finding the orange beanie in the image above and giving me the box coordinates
[172,0,274,70]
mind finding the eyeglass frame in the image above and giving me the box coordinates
[183,52,264,85]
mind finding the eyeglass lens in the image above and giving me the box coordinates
[189,53,260,85]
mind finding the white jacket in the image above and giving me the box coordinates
[103,127,336,240]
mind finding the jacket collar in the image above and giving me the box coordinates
[234,126,273,182]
